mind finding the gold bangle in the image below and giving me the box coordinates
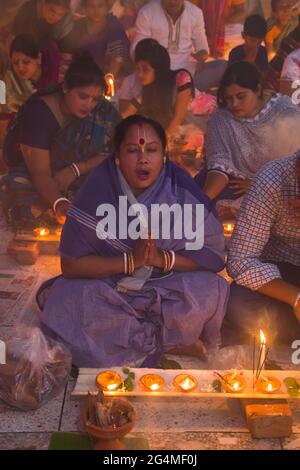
[166,250,171,272]
[128,252,135,275]
[163,250,169,273]
[127,253,132,275]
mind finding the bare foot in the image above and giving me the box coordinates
[167,339,208,362]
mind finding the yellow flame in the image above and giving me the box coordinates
[232,382,240,391]
[34,227,49,237]
[266,383,273,392]
[150,383,160,391]
[180,377,195,390]
[107,382,118,391]
[260,330,266,345]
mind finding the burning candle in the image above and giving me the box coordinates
[104,73,115,100]
[259,330,267,372]
[33,227,50,238]
[223,223,234,236]
[139,373,165,392]
[173,374,198,392]
[96,370,122,392]
[256,376,281,394]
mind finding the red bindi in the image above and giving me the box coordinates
[139,138,145,145]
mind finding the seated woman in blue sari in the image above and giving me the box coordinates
[0,52,120,228]
[37,115,229,367]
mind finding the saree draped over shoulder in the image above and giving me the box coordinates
[38,156,229,367]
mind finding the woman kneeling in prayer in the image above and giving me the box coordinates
[0,52,120,228]
[223,154,300,345]
[37,115,229,367]
[195,61,300,215]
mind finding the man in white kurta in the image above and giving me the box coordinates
[131,0,227,91]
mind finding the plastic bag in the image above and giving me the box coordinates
[0,326,71,411]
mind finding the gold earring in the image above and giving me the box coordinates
[115,158,120,167]
[163,155,167,164]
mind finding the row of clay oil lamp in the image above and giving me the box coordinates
[96,370,282,394]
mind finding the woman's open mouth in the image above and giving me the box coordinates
[136,168,151,180]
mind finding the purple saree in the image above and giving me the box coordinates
[38,156,229,367]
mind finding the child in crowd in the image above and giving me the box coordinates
[228,14,268,73]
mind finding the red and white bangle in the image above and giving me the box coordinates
[53,197,70,213]
[70,163,81,178]
[294,291,300,308]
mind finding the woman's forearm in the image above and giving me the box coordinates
[77,154,107,175]
[203,171,228,200]
[32,173,63,206]
[258,278,300,307]
[61,255,124,279]
[172,254,200,272]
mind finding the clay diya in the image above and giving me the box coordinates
[173,374,198,392]
[256,376,281,394]
[220,372,246,393]
[33,227,50,238]
[139,373,165,392]
[96,370,122,392]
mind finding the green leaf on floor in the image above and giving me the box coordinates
[284,377,300,396]
[48,432,149,450]
[212,379,222,393]
[118,368,135,391]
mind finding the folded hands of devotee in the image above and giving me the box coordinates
[228,177,251,196]
[133,236,164,270]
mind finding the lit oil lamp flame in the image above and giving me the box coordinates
[33,227,50,237]
[180,377,195,391]
[96,370,122,392]
[140,373,165,392]
[173,374,198,392]
[107,383,119,391]
[256,376,281,393]
[232,381,240,391]
[150,383,160,391]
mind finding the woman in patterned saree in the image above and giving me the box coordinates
[0,52,120,228]
[196,61,300,207]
